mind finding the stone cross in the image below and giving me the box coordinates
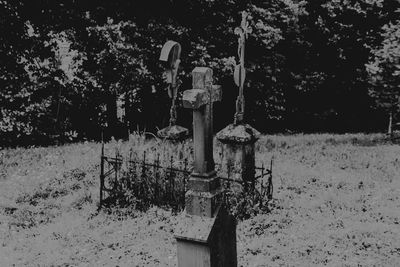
[182,67,222,178]
[175,67,237,267]
[233,11,252,125]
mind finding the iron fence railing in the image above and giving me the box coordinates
[99,145,273,211]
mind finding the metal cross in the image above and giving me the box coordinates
[160,40,182,126]
[233,11,252,125]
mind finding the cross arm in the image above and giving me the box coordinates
[182,89,209,109]
[182,86,222,109]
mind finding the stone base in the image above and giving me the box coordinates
[184,173,222,217]
[157,125,189,140]
[187,174,220,192]
[216,123,260,144]
[175,205,237,267]
[185,189,223,217]
[216,123,260,185]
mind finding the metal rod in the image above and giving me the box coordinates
[170,156,174,204]
[155,153,160,204]
[99,147,105,209]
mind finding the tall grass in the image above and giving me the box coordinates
[1,132,399,266]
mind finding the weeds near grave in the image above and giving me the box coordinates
[100,151,190,213]
[100,132,274,220]
[222,185,268,220]
[222,159,274,220]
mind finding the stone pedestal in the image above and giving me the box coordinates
[157,125,189,140]
[175,204,237,267]
[216,123,260,186]
[176,173,236,267]
[185,173,221,216]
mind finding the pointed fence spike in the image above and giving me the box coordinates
[153,154,159,205]
[101,140,105,159]
[99,142,105,209]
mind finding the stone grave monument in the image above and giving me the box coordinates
[175,67,237,267]
[157,40,189,140]
[217,11,260,188]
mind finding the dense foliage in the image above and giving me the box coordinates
[367,19,400,127]
[1,0,399,145]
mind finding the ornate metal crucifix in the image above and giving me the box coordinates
[233,11,252,125]
[217,11,259,193]
[159,40,182,126]
[157,40,188,140]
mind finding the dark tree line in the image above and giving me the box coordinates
[1,0,399,145]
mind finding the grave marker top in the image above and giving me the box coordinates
[159,40,181,67]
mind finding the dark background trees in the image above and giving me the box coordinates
[1,0,399,145]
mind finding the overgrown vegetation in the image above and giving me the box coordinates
[1,133,399,265]
[99,133,273,220]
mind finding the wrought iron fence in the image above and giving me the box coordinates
[99,144,273,212]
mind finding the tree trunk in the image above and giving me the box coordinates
[106,92,118,138]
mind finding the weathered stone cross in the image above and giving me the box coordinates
[182,67,221,180]
[175,67,237,267]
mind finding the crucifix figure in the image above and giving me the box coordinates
[216,11,259,190]
[160,40,182,126]
[157,41,188,140]
[233,11,252,125]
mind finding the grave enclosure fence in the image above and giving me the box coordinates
[99,144,273,214]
